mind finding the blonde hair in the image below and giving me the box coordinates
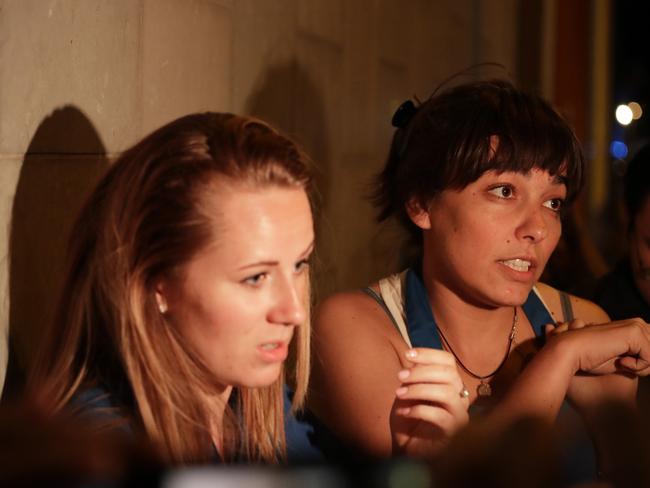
[28,113,314,464]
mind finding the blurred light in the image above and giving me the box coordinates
[616,104,634,125]
[629,101,643,120]
[610,140,629,159]
[388,461,430,488]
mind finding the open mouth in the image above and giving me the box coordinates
[257,341,289,362]
[500,258,532,272]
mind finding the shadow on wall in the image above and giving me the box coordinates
[3,106,108,401]
[245,60,335,298]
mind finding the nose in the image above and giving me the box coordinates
[268,275,307,327]
[516,207,549,243]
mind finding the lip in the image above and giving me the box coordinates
[257,341,289,363]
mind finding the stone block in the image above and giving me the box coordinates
[140,0,233,136]
[297,0,344,45]
[0,0,141,154]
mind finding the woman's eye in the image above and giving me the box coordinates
[243,273,267,285]
[543,198,564,212]
[488,185,514,199]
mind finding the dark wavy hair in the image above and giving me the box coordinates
[373,79,585,239]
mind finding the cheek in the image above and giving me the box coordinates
[539,220,562,261]
[182,297,256,351]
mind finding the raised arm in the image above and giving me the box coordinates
[492,285,647,426]
[309,291,468,458]
[554,294,637,413]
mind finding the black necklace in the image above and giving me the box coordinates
[436,307,518,397]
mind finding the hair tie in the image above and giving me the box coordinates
[391,100,417,129]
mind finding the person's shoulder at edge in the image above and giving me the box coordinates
[535,282,611,324]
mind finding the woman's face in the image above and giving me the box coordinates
[412,168,566,307]
[631,196,650,306]
[159,183,314,389]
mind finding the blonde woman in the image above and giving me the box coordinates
[28,113,319,464]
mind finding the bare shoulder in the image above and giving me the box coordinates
[315,285,405,344]
[315,288,377,325]
[535,282,611,324]
[310,285,408,456]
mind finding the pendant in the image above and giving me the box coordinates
[477,381,492,397]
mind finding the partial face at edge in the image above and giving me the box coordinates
[631,196,650,306]
[409,168,566,307]
[158,184,314,390]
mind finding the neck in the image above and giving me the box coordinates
[419,258,519,348]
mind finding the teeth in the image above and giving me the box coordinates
[261,343,279,350]
[501,258,531,272]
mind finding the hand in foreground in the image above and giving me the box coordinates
[546,318,650,376]
[545,319,640,411]
[390,348,469,458]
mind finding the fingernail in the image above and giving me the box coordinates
[405,349,417,359]
[396,386,408,396]
[397,369,410,380]
[396,407,411,415]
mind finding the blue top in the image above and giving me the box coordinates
[404,267,597,482]
[71,383,322,464]
[404,267,549,350]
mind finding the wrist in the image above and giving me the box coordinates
[542,333,581,376]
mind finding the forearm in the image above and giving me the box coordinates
[490,337,577,425]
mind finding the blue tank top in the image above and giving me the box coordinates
[402,267,597,482]
[404,267,550,350]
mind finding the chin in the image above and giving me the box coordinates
[240,367,283,389]
[492,286,533,307]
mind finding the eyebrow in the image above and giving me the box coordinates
[236,240,315,271]
[553,174,568,186]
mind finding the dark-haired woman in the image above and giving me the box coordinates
[310,80,650,470]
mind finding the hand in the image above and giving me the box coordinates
[545,319,639,412]
[390,348,470,458]
[548,318,650,376]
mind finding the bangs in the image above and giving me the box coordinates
[374,79,586,234]
[443,88,584,203]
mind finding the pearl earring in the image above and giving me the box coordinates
[157,299,168,314]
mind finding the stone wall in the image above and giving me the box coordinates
[0,0,518,392]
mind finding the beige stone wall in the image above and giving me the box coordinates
[0,0,518,392]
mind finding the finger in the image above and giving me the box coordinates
[549,322,570,335]
[396,383,464,407]
[618,355,650,375]
[395,404,468,433]
[544,323,556,336]
[397,363,462,386]
[405,348,457,366]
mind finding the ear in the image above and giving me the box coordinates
[405,197,432,230]
[154,281,169,314]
